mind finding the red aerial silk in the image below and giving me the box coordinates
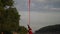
[28,0,30,25]
[27,0,33,34]
[29,30,33,34]
[27,25,33,34]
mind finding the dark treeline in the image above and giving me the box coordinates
[34,24,60,34]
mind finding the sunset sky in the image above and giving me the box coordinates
[14,0,60,32]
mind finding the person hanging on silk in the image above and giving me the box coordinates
[27,25,33,34]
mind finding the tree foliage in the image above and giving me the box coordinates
[0,0,20,31]
[1,0,13,6]
[0,0,28,34]
[17,26,28,34]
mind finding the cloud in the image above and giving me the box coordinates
[35,0,60,2]
[34,0,46,2]
[14,0,60,11]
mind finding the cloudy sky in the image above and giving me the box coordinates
[14,0,60,32]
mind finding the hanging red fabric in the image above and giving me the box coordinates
[28,0,30,25]
[27,0,33,34]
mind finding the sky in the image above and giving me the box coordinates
[14,0,60,32]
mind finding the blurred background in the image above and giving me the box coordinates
[14,0,60,32]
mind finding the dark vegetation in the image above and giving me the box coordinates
[0,0,28,34]
[34,24,60,34]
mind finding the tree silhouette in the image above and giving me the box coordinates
[34,24,60,34]
[0,0,28,34]
[0,0,20,32]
